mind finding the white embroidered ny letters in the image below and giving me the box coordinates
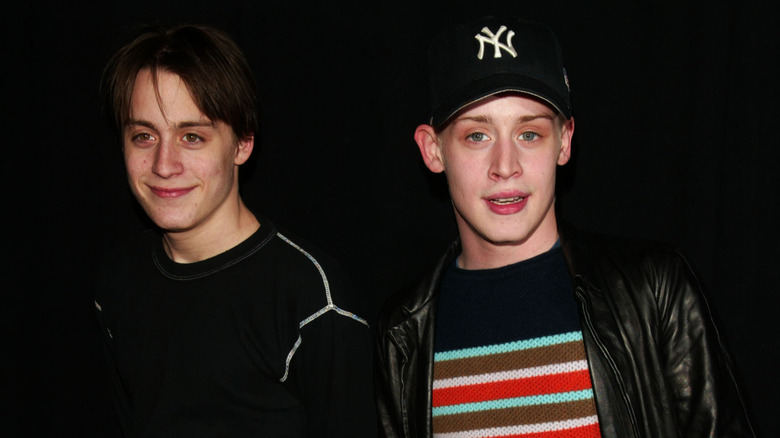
[475,25,517,60]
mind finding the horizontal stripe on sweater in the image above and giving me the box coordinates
[433,415,600,438]
[434,360,589,390]
[433,389,594,417]
[434,368,593,407]
[435,332,583,362]
[434,340,586,380]
[433,399,598,433]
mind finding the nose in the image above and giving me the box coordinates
[489,137,522,180]
[152,139,183,178]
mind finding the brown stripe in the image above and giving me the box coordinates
[433,398,597,433]
[435,340,587,380]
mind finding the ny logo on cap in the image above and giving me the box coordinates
[474,25,517,60]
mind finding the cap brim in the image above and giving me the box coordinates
[431,73,571,127]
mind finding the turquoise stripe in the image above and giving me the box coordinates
[432,389,594,417]
[434,331,583,362]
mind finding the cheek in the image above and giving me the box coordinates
[123,153,146,178]
[193,153,236,183]
[218,153,237,178]
[444,151,481,177]
[446,152,487,188]
[528,158,559,193]
[446,165,480,202]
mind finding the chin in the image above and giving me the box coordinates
[145,212,195,233]
[472,224,532,246]
[485,234,532,247]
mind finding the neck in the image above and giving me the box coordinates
[457,214,559,270]
[162,200,260,264]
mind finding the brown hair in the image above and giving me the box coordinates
[102,24,259,141]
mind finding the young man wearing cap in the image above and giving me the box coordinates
[375,17,753,437]
[94,24,376,436]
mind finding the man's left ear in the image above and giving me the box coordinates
[235,135,254,165]
[557,117,574,165]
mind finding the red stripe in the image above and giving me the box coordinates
[498,422,601,438]
[433,369,593,407]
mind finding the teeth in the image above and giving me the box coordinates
[491,197,523,205]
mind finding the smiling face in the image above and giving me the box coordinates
[123,69,253,238]
[415,94,573,269]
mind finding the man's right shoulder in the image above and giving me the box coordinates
[379,239,460,331]
[94,229,158,286]
[378,268,439,334]
[102,228,156,259]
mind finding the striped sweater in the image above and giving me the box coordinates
[432,246,601,437]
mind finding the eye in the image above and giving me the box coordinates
[519,131,539,141]
[466,132,490,142]
[129,132,156,147]
[182,133,203,143]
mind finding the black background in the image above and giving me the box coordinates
[3,1,778,435]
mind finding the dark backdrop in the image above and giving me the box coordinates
[3,1,778,435]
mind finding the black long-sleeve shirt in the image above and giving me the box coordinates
[94,217,376,437]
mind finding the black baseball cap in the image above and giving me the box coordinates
[427,17,571,127]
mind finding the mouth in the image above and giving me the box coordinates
[150,186,195,198]
[489,196,525,205]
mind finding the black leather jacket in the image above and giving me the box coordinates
[375,227,754,437]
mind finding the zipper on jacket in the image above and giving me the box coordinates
[575,286,641,438]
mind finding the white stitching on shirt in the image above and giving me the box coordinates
[277,232,368,382]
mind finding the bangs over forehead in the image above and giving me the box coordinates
[102,24,259,140]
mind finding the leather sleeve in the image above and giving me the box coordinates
[658,250,755,437]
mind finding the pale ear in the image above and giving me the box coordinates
[557,117,574,165]
[234,134,254,165]
[414,124,445,173]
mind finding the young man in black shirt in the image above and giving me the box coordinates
[96,24,376,437]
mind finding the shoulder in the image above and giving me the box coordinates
[269,228,341,270]
[378,239,460,333]
[560,225,702,309]
[259,222,363,311]
[100,228,158,262]
[561,225,689,278]
[264,225,349,286]
[93,229,159,292]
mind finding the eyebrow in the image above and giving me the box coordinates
[124,119,217,130]
[453,113,555,125]
[518,114,555,123]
